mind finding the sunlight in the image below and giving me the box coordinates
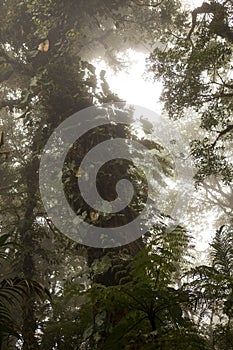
[95,48,220,257]
[188,0,205,9]
[95,50,162,113]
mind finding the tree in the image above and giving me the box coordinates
[0,0,174,348]
[148,0,233,185]
[184,224,233,349]
[0,1,134,348]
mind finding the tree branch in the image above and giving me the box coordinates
[0,99,20,110]
[212,124,233,148]
[0,185,12,192]
[200,92,233,102]
[133,0,165,8]
[187,2,233,44]
[187,3,213,40]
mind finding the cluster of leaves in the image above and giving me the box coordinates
[0,234,50,348]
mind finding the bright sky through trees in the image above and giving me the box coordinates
[95,50,162,112]
[96,37,226,258]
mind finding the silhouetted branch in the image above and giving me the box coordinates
[212,124,233,148]
[187,2,233,44]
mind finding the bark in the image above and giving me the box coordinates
[20,158,40,350]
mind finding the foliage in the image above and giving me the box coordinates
[149,0,233,185]
[0,233,50,348]
[39,224,209,349]
[0,0,232,349]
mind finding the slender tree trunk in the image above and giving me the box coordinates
[20,158,40,350]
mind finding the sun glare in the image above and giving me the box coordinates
[95,50,162,113]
